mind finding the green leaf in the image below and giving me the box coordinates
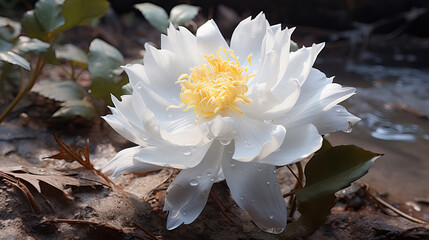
[12,36,50,54]
[134,3,169,33]
[32,79,84,102]
[0,16,21,41]
[0,38,13,52]
[282,143,381,239]
[55,44,87,67]
[169,4,199,27]
[88,38,123,79]
[34,0,65,33]
[121,82,132,95]
[56,0,109,32]
[0,51,30,70]
[22,10,48,40]
[290,40,299,52]
[52,99,96,118]
[90,76,126,105]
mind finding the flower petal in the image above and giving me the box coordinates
[164,141,224,229]
[313,105,361,135]
[102,111,148,146]
[133,141,212,169]
[162,24,201,67]
[196,20,228,55]
[259,124,322,166]
[102,146,162,178]
[233,117,286,162]
[230,12,268,64]
[222,156,287,233]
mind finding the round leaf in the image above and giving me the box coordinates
[134,3,169,33]
[56,0,109,32]
[88,38,123,79]
[169,4,199,27]
[0,38,13,52]
[32,79,84,102]
[12,36,50,54]
[55,44,87,67]
[22,10,48,40]
[34,0,65,33]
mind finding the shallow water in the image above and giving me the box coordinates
[316,47,429,205]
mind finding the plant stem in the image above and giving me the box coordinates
[0,56,45,123]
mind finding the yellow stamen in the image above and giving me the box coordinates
[168,48,255,122]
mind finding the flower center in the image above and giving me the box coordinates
[168,48,255,122]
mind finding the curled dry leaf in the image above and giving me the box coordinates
[0,166,103,200]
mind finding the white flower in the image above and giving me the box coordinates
[102,13,360,233]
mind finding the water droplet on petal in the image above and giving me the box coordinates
[196,174,202,179]
[182,148,192,156]
[266,181,270,185]
[136,82,143,89]
[251,199,255,203]
[220,139,231,145]
[230,162,236,167]
[269,215,274,219]
[210,178,215,182]
[244,140,252,148]
[190,179,198,186]
[262,227,285,234]
[206,171,212,176]
[240,196,244,200]
[343,121,353,133]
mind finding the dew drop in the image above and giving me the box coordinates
[190,179,198,186]
[269,215,274,220]
[266,181,270,185]
[240,196,244,200]
[230,162,236,167]
[219,139,231,145]
[257,167,262,172]
[262,227,285,234]
[210,178,215,182]
[136,82,143,89]
[196,174,202,179]
[343,121,353,133]
[206,171,212,176]
[244,140,252,148]
[182,148,192,156]
[251,199,255,203]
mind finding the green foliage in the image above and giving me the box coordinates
[21,11,47,40]
[88,38,125,105]
[34,0,65,33]
[52,99,96,118]
[135,3,199,33]
[32,79,84,102]
[0,16,21,41]
[282,139,381,239]
[0,51,30,70]
[55,44,87,67]
[56,0,109,32]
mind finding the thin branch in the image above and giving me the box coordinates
[210,190,240,226]
[132,221,158,240]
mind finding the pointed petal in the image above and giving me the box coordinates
[259,124,322,166]
[133,141,212,169]
[222,157,287,232]
[313,105,360,135]
[164,141,224,229]
[233,117,286,162]
[196,20,228,55]
[230,12,268,64]
[102,146,162,178]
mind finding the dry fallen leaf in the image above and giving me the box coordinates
[0,166,103,200]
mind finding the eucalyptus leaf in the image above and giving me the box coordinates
[57,0,109,32]
[169,4,199,27]
[135,3,169,33]
[282,142,381,239]
[55,44,87,67]
[12,36,50,54]
[88,38,123,79]
[0,16,21,41]
[0,51,30,70]
[32,79,84,102]
[34,0,65,33]
[22,10,47,40]
[52,99,96,118]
